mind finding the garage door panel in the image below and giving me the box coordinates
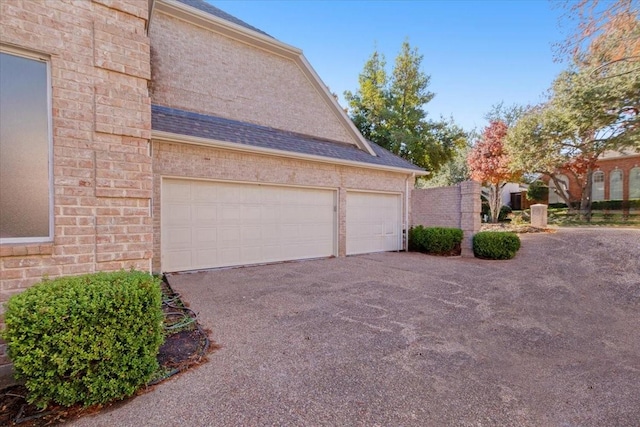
[221,206,240,222]
[162,179,336,271]
[166,227,191,248]
[193,205,217,223]
[166,204,190,224]
[165,181,191,201]
[193,227,216,247]
[193,184,217,200]
[347,192,401,255]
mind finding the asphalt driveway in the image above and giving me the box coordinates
[73,228,640,426]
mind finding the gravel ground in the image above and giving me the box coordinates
[70,228,640,426]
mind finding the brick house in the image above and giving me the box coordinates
[548,150,640,205]
[0,0,428,326]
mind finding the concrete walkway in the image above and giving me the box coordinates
[72,228,640,426]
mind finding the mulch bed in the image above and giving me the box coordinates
[0,277,215,426]
[481,223,554,233]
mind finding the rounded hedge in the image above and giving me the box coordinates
[473,231,521,260]
[1,270,164,408]
[409,226,463,255]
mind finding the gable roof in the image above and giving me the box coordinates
[173,0,271,37]
[152,105,426,175]
[152,0,379,157]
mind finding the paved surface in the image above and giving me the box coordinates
[72,228,640,426]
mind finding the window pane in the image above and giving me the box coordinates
[631,167,640,199]
[610,170,623,200]
[0,52,50,239]
[592,171,604,201]
[548,174,568,204]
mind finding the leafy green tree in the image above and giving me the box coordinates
[344,50,390,145]
[418,128,471,188]
[345,41,465,172]
[526,180,549,202]
[507,63,640,219]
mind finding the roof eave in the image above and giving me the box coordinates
[153,0,378,157]
[151,130,428,176]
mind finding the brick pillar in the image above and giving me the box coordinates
[460,181,481,257]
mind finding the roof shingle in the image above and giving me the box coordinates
[152,105,424,173]
[173,0,272,37]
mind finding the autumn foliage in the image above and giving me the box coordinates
[468,121,520,223]
[468,121,513,184]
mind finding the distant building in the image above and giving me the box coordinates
[548,150,640,204]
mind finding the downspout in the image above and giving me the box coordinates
[405,173,414,251]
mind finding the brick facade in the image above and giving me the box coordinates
[0,0,153,356]
[411,181,481,257]
[149,11,357,146]
[0,0,448,372]
[549,154,640,203]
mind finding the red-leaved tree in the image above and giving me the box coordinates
[467,121,521,223]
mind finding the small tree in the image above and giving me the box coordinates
[468,121,520,223]
[526,179,549,202]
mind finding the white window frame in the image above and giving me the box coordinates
[591,171,605,202]
[630,167,640,199]
[609,169,623,200]
[0,45,53,244]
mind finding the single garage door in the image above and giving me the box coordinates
[346,191,402,255]
[162,179,336,272]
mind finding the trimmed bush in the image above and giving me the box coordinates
[1,270,164,408]
[592,199,640,210]
[473,231,521,260]
[409,226,463,255]
[499,205,512,222]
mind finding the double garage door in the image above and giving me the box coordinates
[161,179,401,272]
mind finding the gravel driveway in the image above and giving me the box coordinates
[72,228,640,426]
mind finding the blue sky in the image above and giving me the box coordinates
[212,0,569,133]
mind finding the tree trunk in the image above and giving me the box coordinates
[580,169,593,222]
[488,183,503,223]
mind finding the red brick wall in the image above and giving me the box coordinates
[547,154,640,203]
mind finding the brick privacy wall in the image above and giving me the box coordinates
[411,181,481,257]
[148,11,357,146]
[0,0,153,366]
[151,140,411,271]
[550,154,640,203]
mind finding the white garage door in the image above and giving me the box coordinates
[346,191,402,255]
[162,179,336,272]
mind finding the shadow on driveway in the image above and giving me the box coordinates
[73,228,640,426]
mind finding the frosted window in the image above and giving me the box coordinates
[0,51,51,241]
[609,169,623,200]
[591,171,604,202]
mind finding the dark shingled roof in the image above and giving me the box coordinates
[152,105,424,172]
[174,0,272,37]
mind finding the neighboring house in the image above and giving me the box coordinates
[0,0,425,298]
[548,150,640,205]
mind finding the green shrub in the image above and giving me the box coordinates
[526,180,548,202]
[1,270,164,408]
[473,231,521,260]
[409,226,463,255]
[499,205,512,222]
[591,199,640,210]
